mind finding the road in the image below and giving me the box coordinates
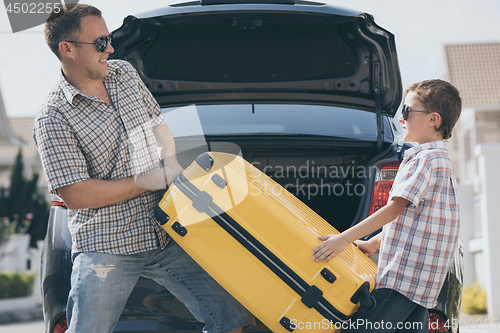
[1,318,500,333]
[460,314,500,333]
[0,320,44,332]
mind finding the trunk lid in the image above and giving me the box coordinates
[110,0,402,116]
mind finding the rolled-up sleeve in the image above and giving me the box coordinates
[389,155,431,207]
[33,114,89,194]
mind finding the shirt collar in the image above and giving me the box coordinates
[59,71,81,106]
[59,61,122,106]
[403,140,449,161]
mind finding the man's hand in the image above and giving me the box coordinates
[152,123,184,187]
[312,233,350,263]
[161,156,184,186]
[135,163,183,190]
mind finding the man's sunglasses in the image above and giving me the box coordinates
[402,104,449,126]
[65,33,112,53]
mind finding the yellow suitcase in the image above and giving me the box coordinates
[154,152,377,332]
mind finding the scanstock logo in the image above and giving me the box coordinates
[3,0,79,33]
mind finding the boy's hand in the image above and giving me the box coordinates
[353,233,382,258]
[353,239,378,258]
[312,197,406,263]
[312,234,350,263]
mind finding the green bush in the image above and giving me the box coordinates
[0,148,50,249]
[462,281,488,314]
[0,272,35,299]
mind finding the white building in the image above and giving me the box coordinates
[0,89,22,147]
[0,85,46,196]
[0,89,45,304]
[0,116,46,193]
[445,42,500,320]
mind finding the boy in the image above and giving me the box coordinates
[312,79,461,332]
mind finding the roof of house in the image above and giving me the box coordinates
[0,117,43,187]
[445,42,500,107]
[0,89,18,145]
[0,117,37,160]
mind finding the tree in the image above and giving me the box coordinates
[0,148,49,248]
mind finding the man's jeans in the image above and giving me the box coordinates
[66,239,255,333]
[343,288,429,333]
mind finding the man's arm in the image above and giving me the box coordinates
[58,177,149,210]
[312,196,410,262]
[59,124,182,210]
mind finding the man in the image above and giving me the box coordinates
[34,4,254,333]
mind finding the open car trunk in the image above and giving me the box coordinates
[241,145,378,232]
[161,103,397,232]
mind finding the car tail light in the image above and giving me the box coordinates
[53,315,68,333]
[428,311,449,332]
[51,194,67,207]
[368,161,400,216]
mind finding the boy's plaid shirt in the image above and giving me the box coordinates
[377,140,460,308]
[33,60,169,255]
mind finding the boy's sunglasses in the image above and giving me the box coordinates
[65,33,112,53]
[402,104,449,126]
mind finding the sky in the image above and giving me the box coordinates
[0,0,499,118]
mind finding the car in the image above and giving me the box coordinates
[40,0,463,332]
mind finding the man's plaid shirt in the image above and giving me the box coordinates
[33,60,169,255]
[377,140,460,308]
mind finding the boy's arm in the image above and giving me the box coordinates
[312,196,410,262]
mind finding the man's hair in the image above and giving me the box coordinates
[405,79,462,140]
[45,4,102,60]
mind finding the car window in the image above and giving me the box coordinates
[162,104,393,141]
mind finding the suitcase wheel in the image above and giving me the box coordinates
[361,291,377,311]
[350,281,376,311]
[195,153,214,172]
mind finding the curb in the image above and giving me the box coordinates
[0,305,43,324]
[0,297,43,325]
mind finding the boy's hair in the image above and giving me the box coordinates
[45,4,102,60]
[405,79,462,140]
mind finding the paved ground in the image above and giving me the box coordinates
[0,305,43,325]
[0,319,44,333]
[1,313,499,332]
[3,319,500,332]
[459,314,500,333]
